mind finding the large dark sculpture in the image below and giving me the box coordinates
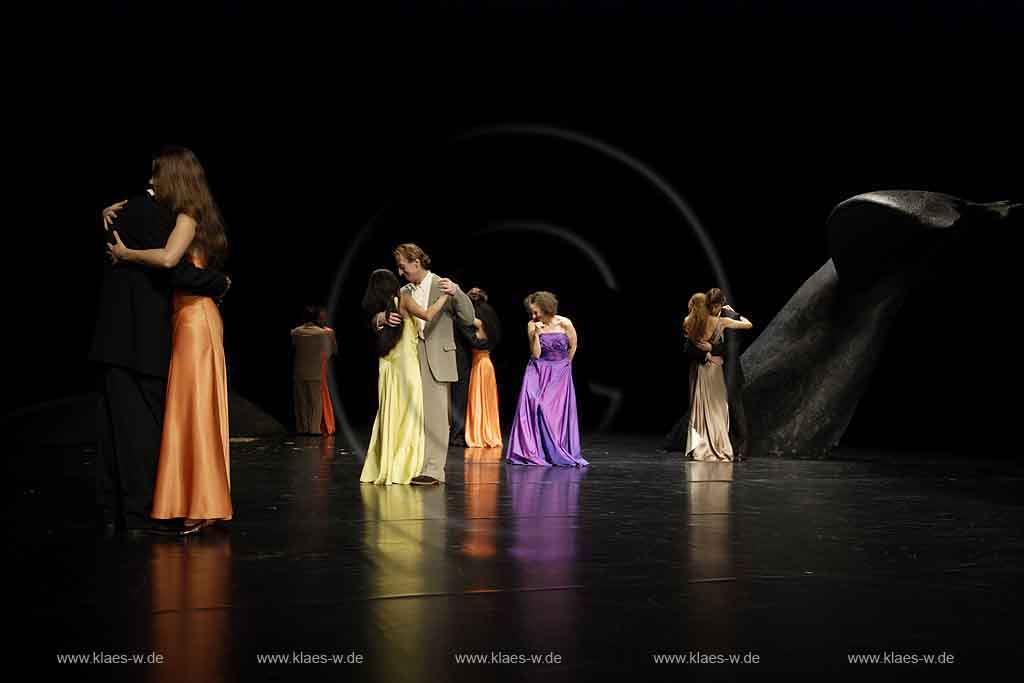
[741,190,1019,457]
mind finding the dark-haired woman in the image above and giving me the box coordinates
[359,269,451,485]
[465,288,503,448]
[108,146,232,535]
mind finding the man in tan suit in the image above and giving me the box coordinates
[292,306,337,434]
[374,243,475,485]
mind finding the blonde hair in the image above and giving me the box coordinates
[393,243,431,270]
[683,292,711,341]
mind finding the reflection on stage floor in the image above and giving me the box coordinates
[13,435,1023,679]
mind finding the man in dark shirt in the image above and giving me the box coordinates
[662,288,749,460]
[90,190,231,532]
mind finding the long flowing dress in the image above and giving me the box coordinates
[360,315,425,485]
[151,256,232,521]
[685,323,734,461]
[466,349,502,447]
[506,333,588,467]
[320,328,337,435]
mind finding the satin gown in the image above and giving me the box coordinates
[686,324,734,461]
[466,349,502,448]
[151,257,232,521]
[506,333,587,467]
[320,328,337,436]
[360,316,425,485]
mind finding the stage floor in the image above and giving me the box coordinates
[12,435,1024,680]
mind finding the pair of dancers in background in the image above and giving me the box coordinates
[360,246,588,485]
[669,288,753,461]
[291,305,337,436]
[452,287,504,449]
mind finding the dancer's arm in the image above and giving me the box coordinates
[453,289,475,326]
[466,319,490,350]
[325,328,338,356]
[527,321,542,359]
[562,316,578,362]
[101,199,128,230]
[400,291,450,322]
[169,262,230,298]
[720,315,752,331]
[439,278,475,326]
[373,310,403,330]
[683,336,712,365]
[109,213,196,268]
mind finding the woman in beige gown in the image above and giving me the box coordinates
[683,292,752,461]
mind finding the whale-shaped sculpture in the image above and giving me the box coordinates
[739,190,1018,457]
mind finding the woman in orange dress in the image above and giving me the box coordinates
[316,307,337,435]
[109,146,232,536]
[465,288,503,448]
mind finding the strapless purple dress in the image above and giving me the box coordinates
[506,333,588,467]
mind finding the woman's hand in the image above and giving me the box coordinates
[709,355,724,366]
[102,200,127,230]
[437,277,458,295]
[107,230,129,264]
[374,311,402,328]
[696,340,712,352]
[216,275,232,303]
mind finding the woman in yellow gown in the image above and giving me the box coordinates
[359,269,451,485]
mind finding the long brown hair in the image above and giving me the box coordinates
[683,292,711,341]
[362,269,403,357]
[151,146,228,270]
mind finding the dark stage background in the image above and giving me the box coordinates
[8,2,1021,455]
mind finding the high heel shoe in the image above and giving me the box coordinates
[180,519,215,536]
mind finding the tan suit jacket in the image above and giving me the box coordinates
[401,278,475,383]
[291,324,335,381]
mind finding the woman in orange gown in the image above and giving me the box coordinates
[317,307,337,435]
[465,288,503,448]
[109,147,232,535]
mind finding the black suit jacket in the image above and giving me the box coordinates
[88,193,229,378]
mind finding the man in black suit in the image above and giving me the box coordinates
[704,288,750,461]
[89,189,231,532]
[449,319,476,447]
[662,288,749,460]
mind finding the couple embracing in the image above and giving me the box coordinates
[359,243,475,486]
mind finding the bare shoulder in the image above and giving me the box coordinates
[556,315,575,328]
[174,213,198,229]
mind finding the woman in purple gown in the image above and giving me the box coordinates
[506,291,588,467]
